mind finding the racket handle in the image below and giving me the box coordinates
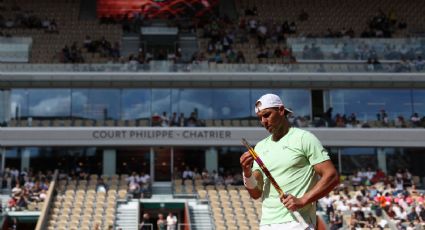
[292,211,309,229]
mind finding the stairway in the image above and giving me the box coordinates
[115,200,140,230]
[152,182,172,195]
[178,33,198,63]
[121,36,141,58]
[188,200,214,230]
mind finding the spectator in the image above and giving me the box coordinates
[178,113,185,127]
[161,112,169,127]
[151,113,161,126]
[186,112,197,127]
[411,113,421,127]
[414,56,424,71]
[96,178,107,193]
[166,212,177,230]
[139,172,151,197]
[235,50,246,63]
[182,166,193,184]
[47,19,58,33]
[329,211,343,230]
[395,115,406,128]
[140,213,152,230]
[157,214,166,230]
[170,112,179,126]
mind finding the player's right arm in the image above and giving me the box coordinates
[240,151,263,199]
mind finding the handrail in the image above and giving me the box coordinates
[34,169,58,230]
[0,61,423,73]
[184,202,191,230]
[177,223,214,230]
[139,222,154,229]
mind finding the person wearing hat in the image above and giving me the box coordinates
[240,93,339,230]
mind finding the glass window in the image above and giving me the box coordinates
[121,89,151,120]
[340,147,377,174]
[10,89,29,118]
[330,89,412,121]
[29,147,102,173]
[5,148,20,170]
[412,90,425,116]
[217,146,245,173]
[173,147,206,179]
[116,147,151,175]
[326,147,340,173]
[153,147,171,181]
[151,89,171,117]
[171,89,213,120]
[28,89,71,118]
[212,89,250,119]
[72,89,120,120]
[385,148,425,177]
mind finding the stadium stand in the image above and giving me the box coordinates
[0,0,121,63]
[1,0,425,229]
[45,174,126,230]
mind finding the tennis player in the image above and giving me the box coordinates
[240,93,339,230]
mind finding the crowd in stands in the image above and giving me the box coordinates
[193,5,422,64]
[314,108,425,128]
[1,162,425,229]
[1,0,424,65]
[175,163,425,229]
[0,4,58,34]
[360,9,407,39]
[139,211,178,230]
[151,110,203,127]
[175,165,243,187]
[293,40,425,64]
[198,15,298,64]
[320,168,425,230]
[7,111,424,129]
[126,171,151,199]
[59,35,120,63]
[1,168,52,212]
[0,166,153,213]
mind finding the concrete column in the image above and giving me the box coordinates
[150,148,155,182]
[337,148,342,174]
[0,90,11,124]
[377,148,387,174]
[323,89,331,112]
[0,148,5,176]
[170,147,174,180]
[103,149,116,176]
[205,147,218,173]
[21,148,30,172]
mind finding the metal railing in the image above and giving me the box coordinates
[287,37,425,60]
[0,61,423,73]
[177,223,214,230]
[139,223,154,230]
[35,169,59,230]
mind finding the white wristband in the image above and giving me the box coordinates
[243,171,258,189]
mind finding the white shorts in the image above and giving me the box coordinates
[260,221,315,230]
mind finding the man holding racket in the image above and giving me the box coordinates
[240,93,339,230]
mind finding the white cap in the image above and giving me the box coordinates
[255,93,293,114]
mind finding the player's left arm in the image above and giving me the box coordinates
[300,160,339,206]
[281,160,339,211]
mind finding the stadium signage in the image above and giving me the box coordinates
[91,130,232,140]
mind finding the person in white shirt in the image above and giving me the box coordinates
[182,166,193,184]
[166,212,177,230]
